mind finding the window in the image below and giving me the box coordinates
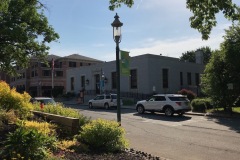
[155,96,166,101]
[59,62,62,68]
[71,77,74,90]
[111,72,116,89]
[81,76,85,88]
[130,69,137,89]
[80,62,83,66]
[187,72,192,85]
[42,70,51,77]
[195,73,200,86]
[31,71,34,77]
[162,68,168,88]
[56,71,63,77]
[69,61,76,67]
[180,72,183,86]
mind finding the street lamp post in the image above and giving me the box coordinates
[111,13,123,125]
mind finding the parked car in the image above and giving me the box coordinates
[136,94,191,116]
[30,97,56,106]
[88,94,122,109]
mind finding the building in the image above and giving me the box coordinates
[66,54,205,100]
[10,54,102,97]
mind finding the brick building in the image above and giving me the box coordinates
[9,54,102,97]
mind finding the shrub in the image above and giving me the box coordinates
[0,127,57,159]
[178,89,197,101]
[19,120,57,136]
[76,119,129,152]
[191,98,212,112]
[0,81,33,119]
[32,103,90,127]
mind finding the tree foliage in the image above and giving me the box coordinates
[108,0,240,40]
[0,0,59,75]
[179,46,212,64]
[201,23,240,111]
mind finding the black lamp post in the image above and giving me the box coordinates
[111,13,123,125]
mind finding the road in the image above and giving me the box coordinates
[69,104,240,160]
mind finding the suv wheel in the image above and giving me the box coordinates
[89,103,93,109]
[137,105,145,114]
[164,107,174,116]
[104,103,109,109]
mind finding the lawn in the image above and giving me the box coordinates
[207,107,240,114]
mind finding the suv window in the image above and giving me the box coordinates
[111,95,117,99]
[106,95,111,99]
[168,96,188,101]
[155,96,166,101]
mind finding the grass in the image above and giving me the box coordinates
[207,107,240,114]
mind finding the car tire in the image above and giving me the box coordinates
[137,105,145,114]
[164,107,174,116]
[89,103,93,109]
[104,103,109,109]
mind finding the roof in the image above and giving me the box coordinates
[62,54,103,62]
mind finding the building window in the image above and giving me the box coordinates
[180,72,183,86]
[162,68,168,88]
[81,76,85,88]
[195,73,200,86]
[71,77,74,90]
[130,69,137,89]
[80,62,83,66]
[187,72,192,85]
[69,61,76,67]
[111,72,116,89]
[59,62,62,68]
[42,70,51,77]
[56,71,63,77]
[31,71,34,77]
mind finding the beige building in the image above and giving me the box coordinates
[10,54,102,97]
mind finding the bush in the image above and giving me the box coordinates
[191,98,212,112]
[32,103,90,127]
[0,81,33,119]
[0,127,57,159]
[76,119,129,152]
[178,89,197,101]
[19,120,57,136]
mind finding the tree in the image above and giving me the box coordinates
[108,0,240,40]
[0,0,59,75]
[201,23,240,112]
[179,46,212,64]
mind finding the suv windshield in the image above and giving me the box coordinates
[168,96,188,101]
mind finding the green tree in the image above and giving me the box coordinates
[0,0,59,75]
[201,23,240,112]
[108,0,240,40]
[179,46,212,64]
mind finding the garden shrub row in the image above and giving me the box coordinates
[0,81,129,159]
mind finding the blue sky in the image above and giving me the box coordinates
[43,0,239,61]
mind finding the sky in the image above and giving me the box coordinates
[42,0,239,62]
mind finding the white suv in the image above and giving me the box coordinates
[136,94,191,116]
[88,94,122,109]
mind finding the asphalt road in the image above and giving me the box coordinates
[68,104,240,160]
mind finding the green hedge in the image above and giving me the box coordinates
[191,98,212,113]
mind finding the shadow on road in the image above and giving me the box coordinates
[133,112,192,122]
[206,116,240,133]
